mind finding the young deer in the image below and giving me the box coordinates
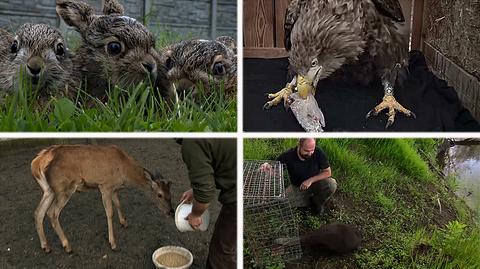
[31,144,173,253]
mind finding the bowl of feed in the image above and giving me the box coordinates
[152,246,193,269]
[175,200,210,232]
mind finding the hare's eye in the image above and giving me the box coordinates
[56,43,65,56]
[107,42,122,55]
[213,62,225,76]
[165,57,173,70]
[11,41,18,54]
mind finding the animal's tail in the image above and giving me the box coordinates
[31,146,57,192]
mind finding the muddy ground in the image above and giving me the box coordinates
[0,139,221,269]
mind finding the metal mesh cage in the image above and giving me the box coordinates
[243,160,302,265]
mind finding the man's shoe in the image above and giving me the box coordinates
[315,205,326,216]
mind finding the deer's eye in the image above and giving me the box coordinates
[158,193,163,198]
[11,41,18,54]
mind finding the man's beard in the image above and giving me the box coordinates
[300,153,312,160]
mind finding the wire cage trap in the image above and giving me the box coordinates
[243,160,302,265]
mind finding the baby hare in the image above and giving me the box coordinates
[56,0,159,98]
[157,36,237,98]
[0,24,73,96]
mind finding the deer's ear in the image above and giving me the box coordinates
[56,0,95,33]
[102,0,125,15]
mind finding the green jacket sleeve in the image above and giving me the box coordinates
[181,140,217,203]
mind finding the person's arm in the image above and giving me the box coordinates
[299,167,331,190]
[181,140,216,229]
[300,148,331,190]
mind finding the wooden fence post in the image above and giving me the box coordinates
[411,0,424,50]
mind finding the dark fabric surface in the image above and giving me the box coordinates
[277,147,329,186]
[206,203,237,269]
[243,51,480,132]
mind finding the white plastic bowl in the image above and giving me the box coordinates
[175,200,210,232]
[152,246,193,269]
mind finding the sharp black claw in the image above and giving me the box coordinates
[365,109,375,120]
[263,103,271,110]
[385,119,394,129]
[410,112,417,119]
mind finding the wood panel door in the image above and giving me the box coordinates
[244,0,412,59]
[244,0,290,58]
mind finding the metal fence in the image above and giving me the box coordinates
[243,160,302,266]
[0,0,236,39]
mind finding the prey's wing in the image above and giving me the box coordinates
[284,0,306,51]
[371,0,405,22]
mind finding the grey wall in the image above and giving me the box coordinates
[0,0,236,42]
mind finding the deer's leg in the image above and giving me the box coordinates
[112,192,128,228]
[47,190,74,253]
[34,189,55,253]
[100,187,117,250]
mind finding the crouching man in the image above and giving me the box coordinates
[262,138,336,215]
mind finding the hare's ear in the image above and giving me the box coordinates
[56,0,95,33]
[102,0,125,15]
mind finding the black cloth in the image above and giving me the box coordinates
[243,50,480,132]
[206,203,237,269]
[277,147,330,186]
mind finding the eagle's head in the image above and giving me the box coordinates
[289,9,365,94]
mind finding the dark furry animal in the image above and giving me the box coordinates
[56,0,159,98]
[156,36,237,99]
[0,24,73,96]
[275,223,361,255]
[265,0,415,129]
[300,223,361,254]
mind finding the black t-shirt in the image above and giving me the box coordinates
[277,147,330,186]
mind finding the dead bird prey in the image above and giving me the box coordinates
[264,0,416,130]
[157,36,237,99]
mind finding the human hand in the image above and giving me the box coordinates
[259,163,273,173]
[300,179,312,190]
[180,189,193,203]
[185,212,203,230]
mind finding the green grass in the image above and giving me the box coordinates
[0,30,236,132]
[244,139,479,269]
[0,77,236,132]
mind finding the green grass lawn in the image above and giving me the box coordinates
[0,30,237,132]
[244,139,480,269]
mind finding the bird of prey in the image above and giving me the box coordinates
[264,0,416,130]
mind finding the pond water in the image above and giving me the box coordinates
[443,144,480,213]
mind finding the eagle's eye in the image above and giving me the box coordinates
[311,59,318,67]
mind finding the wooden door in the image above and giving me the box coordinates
[244,0,290,58]
[244,0,412,59]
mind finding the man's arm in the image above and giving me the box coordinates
[299,167,332,190]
